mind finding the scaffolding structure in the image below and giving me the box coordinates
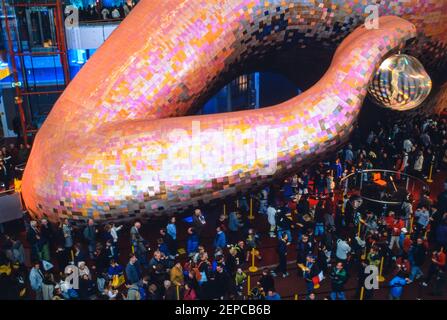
[1,0,70,145]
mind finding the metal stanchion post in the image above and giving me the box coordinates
[378,257,385,282]
[248,197,254,220]
[361,245,367,260]
[360,287,365,300]
[249,248,258,273]
[427,162,434,183]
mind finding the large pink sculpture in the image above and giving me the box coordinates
[22,0,447,222]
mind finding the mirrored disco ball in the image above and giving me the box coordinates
[368,54,432,111]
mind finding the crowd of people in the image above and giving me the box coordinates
[70,0,138,22]
[0,143,31,191]
[1,114,447,300]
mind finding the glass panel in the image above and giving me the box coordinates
[15,7,59,52]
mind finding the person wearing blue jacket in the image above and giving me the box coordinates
[166,216,178,258]
[29,261,44,300]
[125,254,142,285]
[389,272,410,300]
[214,226,227,250]
[265,290,281,300]
[186,227,199,257]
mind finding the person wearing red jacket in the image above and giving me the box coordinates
[388,213,405,251]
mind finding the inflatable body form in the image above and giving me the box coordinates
[22,0,447,222]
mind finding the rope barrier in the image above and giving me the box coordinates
[280,280,415,300]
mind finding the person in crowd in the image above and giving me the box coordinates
[29,261,44,300]
[258,268,275,293]
[276,209,293,244]
[265,290,281,300]
[389,271,411,300]
[83,219,98,260]
[422,247,446,287]
[170,262,184,287]
[408,238,427,281]
[266,205,277,238]
[104,223,122,259]
[330,262,348,300]
[228,210,243,243]
[42,272,55,301]
[192,209,206,240]
[257,187,269,215]
[125,254,141,285]
[186,227,199,257]
[246,228,262,262]
[163,280,177,300]
[302,255,320,294]
[60,219,73,259]
[336,236,351,265]
[214,226,227,250]
[130,221,148,268]
[111,7,121,19]
[101,7,110,19]
[235,267,247,296]
[166,216,178,258]
[39,219,53,262]
[0,158,10,190]
[183,282,197,300]
[414,206,431,237]
[272,232,288,278]
[27,221,42,262]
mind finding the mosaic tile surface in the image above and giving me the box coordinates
[21,0,447,222]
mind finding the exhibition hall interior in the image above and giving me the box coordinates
[1,0,447,302]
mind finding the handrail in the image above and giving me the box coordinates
[339,168,430,205]
[14,162,27,171]
[0,188,16,196]
[78,18,124,25]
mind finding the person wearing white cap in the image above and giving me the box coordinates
[399,228,408,251]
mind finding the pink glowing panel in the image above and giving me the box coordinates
[21,0,447,222]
